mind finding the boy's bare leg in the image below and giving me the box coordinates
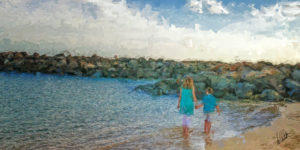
[207,121,211,135]
[204,120,208,134]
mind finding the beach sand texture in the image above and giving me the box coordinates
[209,103,300,150]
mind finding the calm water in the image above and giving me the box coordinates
[0,73,278,149]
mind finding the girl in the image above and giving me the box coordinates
[177,76,198,138]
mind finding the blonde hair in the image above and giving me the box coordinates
[182,76,194,89]
[206,87,214,94]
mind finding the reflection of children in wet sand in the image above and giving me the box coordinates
[196,87,220,135]
[177,77,198,138]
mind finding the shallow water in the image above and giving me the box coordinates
[0,73,278,149]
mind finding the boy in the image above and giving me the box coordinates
[196,87,220,135]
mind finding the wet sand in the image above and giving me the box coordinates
[208,102,300,150]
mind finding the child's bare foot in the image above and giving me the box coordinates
[211,130,215,135]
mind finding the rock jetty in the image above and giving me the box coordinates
[1,51,299,101]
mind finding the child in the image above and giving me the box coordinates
[177,76,198,138]
[196,87,220,135]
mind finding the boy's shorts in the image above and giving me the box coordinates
[205,112,216,122]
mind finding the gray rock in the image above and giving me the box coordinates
[284,79,300,100]
[190,73,208,83]
[136,68,144,78]
[209,76,236,98]
[68,60,78,69]
[292,70,300,82]
[162,71,171,79]
[224,93,238,100]
[4,59,9,65]
[56,59,67,67]
[136,79,181,96]
[285,79,300,89]
[250,78,272,94]
[261,89,282,101]
[235,82,256,99]
[107,67,118,77]
[194,82,206,98]
[128,60,139,68]
[119,69,129,78]
[279,66,291,77]
[156,62,164,68]
[149,61,156,69]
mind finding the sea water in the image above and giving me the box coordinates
[0,72,278,149]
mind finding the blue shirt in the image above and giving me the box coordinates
[202,94,217,114]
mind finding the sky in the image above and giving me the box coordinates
[0,0,299,64]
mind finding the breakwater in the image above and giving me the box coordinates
[1,51,299,101]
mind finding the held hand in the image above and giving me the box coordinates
[217,110,221,116]
[195,104,203,109]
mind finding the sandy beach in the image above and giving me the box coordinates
[208,102,300,150]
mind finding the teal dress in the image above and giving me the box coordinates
[179,87,194,116]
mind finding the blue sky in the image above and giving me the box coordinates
[127,0,280,9]
[125,0,300,31]
[0,0,299,63]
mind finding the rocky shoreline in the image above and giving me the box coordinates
[1,51,300,101]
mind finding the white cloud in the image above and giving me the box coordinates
[250,1,300,21]
[187,0,229,15]
[188,0,203,14]
[205,0,229,14]
[0,0,299,64]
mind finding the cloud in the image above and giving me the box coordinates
[187,0,229,15]
[250,1,300,21]
[221,2,300,38]
[205,0,229,14]
[0,0,299,64]
[188,0,203,14]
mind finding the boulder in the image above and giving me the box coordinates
[107,67,118,77]
[284,79,300,100]
[208,76,236,98]
[135,79,181,96]
[128,60,139,68]
[241,70,266,81]
[13,52,24,59]
[136,68,144,79]
[223,93,238,100]
[250,78,272,94]
[260,89,282,101]
[194,82,206,98]
[67,60,79,69]
[149,61,156,69]
[261,67,281,76]
[292,70,300,82]
[56,59,67,67]
[223,71,241,80]
[235,82,256,99]
[268,78,286,95]
[119,69,129,78]
[33,52,40,59]
[142,69,154,79]
[279,65,292,77]
[189,73,208,83]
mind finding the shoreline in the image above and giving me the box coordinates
[208,102,300,150]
